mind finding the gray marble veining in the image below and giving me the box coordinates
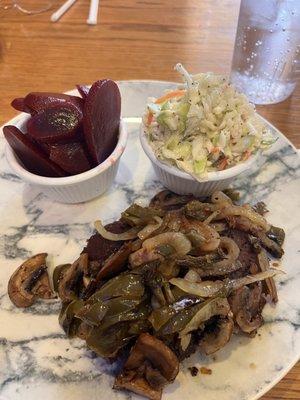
[0,81,299,400]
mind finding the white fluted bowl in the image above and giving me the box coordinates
[5,118,128,204]
[140,125,259,197]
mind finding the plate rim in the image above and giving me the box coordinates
[0,79,299,400]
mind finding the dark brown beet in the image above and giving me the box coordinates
[37,142,51,156]
[24,92,84,115]
[49,142,91,175]
[76,85,90,100]
[27,103,83,144]
[3,125,66,177]
[11,98,32,114]
[83,79,121,164]
[224,229,258,279]
[83,221,130,264]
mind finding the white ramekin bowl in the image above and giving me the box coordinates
[140,125,259,197]
[5,117,128,204]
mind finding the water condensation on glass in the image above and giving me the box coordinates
[230,0,300,104]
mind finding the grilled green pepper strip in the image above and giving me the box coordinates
[121,204,164,226]
[267,225,285,246]
[59,299,84,337]
[100,301,151,331]
[77,297,142,327]
[157,301,204,336]
[85,300,151,358]
[86,273,145,305]
[53,264,71,293]
[87,322,131,358]
[149,296,202,331]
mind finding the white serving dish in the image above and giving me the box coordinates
[5,116,128,204]
[139,124,259,197]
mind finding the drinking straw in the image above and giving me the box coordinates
[51,0,77,22]
[87,0,99,25]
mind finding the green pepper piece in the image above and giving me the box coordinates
[122,204,164,226]
[53,264,71,293]
[59,299,84,337]
[149,296,202,331]
[267,225,285,246]
[76,301,108,327]
[157,301,204,336]
[128,319,151,335]
[87,273,144,304]
[100,301,151,332]
[86,322,132,358]
[77,297,143,327]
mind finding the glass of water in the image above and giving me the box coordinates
[230,0,300,105]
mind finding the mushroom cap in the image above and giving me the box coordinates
[114,374,162,400]
[228,283,265,334]
[58,253,88,302]
[125,333,179,382]
[8,253,54,308]
[114,333,179,399]
[200,317,234,355]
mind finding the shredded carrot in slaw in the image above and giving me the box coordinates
[218,158,228,170]
[211,147,220,154]
[242,150,251,161]
[155,89,186,104]
[147,112,154,125]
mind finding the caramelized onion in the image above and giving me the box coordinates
[137,217,163,240]
[94,220,140,241]
[180,217,220,252]
[179,298,230,350]
[180,298,230,336]
[257,248,278,302]
[210,237,240,273]
[170,269,282,298]
[214,205,270,231]
[170,278,224,298]
[177,237,241,277]
[130,232,191,267]
[211,191,232,206]
[184,269,201,282]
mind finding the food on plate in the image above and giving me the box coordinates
[27,103,83,143]
[4,80,121,177]
[8,253,54,307]
[7,190,285,399]
[3,125,66,177]
[48,141,92,175]
[76,84,90,100]
[200,366,212,375]
[143,64,275,178]
[11,92,84,115]
[83,79,121,164]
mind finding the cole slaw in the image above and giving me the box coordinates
[143,64,275,179]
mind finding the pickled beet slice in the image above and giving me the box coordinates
[11,98,32,114]
[3,125,66,177]
[24,92,84,115]
[27,103,83,144]
[76,85,90,100]
[83,79,121,164]
[49,142,91,175]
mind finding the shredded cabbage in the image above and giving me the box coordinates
[143,63,275,179]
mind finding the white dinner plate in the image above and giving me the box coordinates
[0,80,299,400]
